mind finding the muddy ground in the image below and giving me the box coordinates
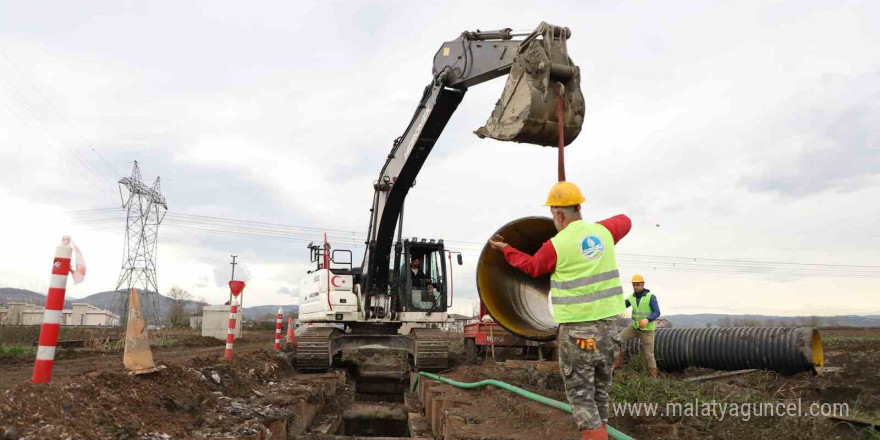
[0,347,340,439]
[433,330,880,440]
[0,329,877,439]
[0,332,271,390]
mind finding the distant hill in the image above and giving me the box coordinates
[71,290,206,318]
[0,288,74,309]
[0,288,204,319]
[1,287,295,322]
[241,304,298,321]
[665,314,880,328]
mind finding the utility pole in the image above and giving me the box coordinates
[229,255,238,307]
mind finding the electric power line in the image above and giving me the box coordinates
[69,207,880,279]
[0,47,123,179]
[0,77,118,202]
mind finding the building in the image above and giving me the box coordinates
[0,302,119,326]
[68,303,120,326]
[442,314,473,332]
[201,305,242,340]
[189,313,203,330]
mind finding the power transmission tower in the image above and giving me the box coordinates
[113,161,167,326]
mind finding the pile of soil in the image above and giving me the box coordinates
[341,348,409,376]
[424,362,581,440]
[164,335,225,349]
[450,361,567,396]
[0,350,297,439]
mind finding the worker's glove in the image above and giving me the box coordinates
[576,338,597,351]
[638,319,649,329]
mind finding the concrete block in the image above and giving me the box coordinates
[265,418,287,439]
[429,398,471,437]
[442,414,468,440]
[408,412,432,438]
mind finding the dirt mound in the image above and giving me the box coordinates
[0,350,294,439]
[449,361,567,397]
[166,335,225,349]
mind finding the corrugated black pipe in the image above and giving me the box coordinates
[622,327,823,374]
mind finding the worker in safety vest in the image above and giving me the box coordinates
[488,181,631,440]
[613,274,661,377]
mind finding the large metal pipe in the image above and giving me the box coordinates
[477,217,558,341]
[623,327,824,374]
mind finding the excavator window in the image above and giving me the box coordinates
[402,243,446,312]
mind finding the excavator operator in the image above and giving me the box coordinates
[410,256,428,287]
[488,181,631,440]
[410,255,435,304]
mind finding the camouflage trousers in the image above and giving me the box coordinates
[557,318,622,431]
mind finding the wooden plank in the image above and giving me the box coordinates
[683,369,759,383]
[828,415,879,428]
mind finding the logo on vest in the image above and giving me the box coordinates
[581,235,605,260]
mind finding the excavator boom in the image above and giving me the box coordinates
[296,22,585,372]
[361,22,585,305]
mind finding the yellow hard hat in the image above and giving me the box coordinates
[631,274,645,283]
[545,181,585,206]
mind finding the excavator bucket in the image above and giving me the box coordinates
[476,22,585,147]
[123,288,163,375]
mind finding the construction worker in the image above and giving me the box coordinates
[488,181,631,440]
[614,274,661,377]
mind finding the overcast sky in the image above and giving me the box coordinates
[1,1,878,317]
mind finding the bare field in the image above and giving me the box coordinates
[0,328,877,439]
[437,329,880,440]
[0,329,275,389]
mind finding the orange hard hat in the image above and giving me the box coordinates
[631,274,645,283]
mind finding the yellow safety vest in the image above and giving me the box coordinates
[628,292,656,331]
[549,220,625,323]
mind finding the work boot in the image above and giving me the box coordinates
[580,427,608,440]
[612,351,625,369]
[649,368,658,378]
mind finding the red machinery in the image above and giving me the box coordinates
[463,303,556,360]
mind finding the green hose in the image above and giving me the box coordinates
[412,371,635,440]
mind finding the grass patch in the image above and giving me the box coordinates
[0,343,36,357]
[852,408,880,424]
[610,353,769,432]
[824,336,880,342]
[155,338,179,347]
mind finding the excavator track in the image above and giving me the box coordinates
[295,327,340,371]
[411,327,449,370]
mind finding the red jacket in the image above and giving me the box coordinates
[501,215,631,277]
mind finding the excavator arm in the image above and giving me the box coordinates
[359,22,585,315]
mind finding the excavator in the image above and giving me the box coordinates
[295,22,585,371]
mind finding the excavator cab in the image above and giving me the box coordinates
[390,238,448,313]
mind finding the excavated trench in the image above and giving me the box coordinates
[342,347,411,404]
[335,404,411,437]
[307,348,423,439]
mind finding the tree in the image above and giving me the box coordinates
[167,287,192,327]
